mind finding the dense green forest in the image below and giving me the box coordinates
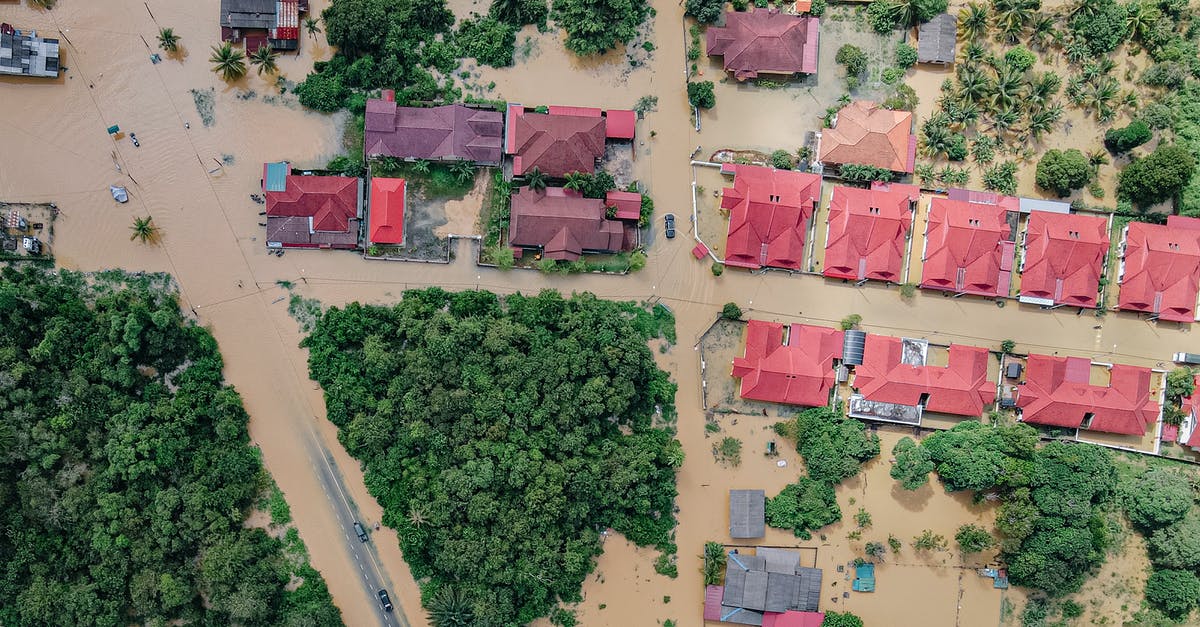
[0,268,341,626]
[302,288,681,626]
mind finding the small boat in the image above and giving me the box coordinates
[110,185,129,203]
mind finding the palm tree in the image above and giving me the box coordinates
[1063,38,1089,65]
[157,27,181,53]
[130,217,158,243]
[526,166,547,191]
[1025,105,1062,141]
[427,587,474,627]
[914,163,937,186]
[1067,0,1099,20]
[960,41,987,65]
[992,0,1037,44]
[28,0,54,7]
[249,44,279,76]
[958,3,989,41]
[991,66,1024,111]
[209,43,247,82]
[450,160,475,183]
[991,107,1021,138]
[957,65,992,103]
[411,159,431,174]
[1125,1,1160,42]
[1028,13,1056,51]
[1083,77,1119,120]
[1025,71,1062,105]
[407,505,429,528]
[490,0,523,24]
[303,16,321,39]
[563,171,587,191]
[1087,148,1109,172]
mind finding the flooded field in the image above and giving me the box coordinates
[2,0,1197,625]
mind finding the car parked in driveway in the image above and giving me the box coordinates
[353,521,369,542]
[378,589,394,612]
[664,213,676,239]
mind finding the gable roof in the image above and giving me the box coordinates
[368,177,405,245]
[721,164,822,270]
[920,197,1014,297]
[264,174,361,248]
[706,8,819,80]
[1017,355,1159,435]
[722,551,823,619]
[220,0,276,29]
[605,190,643,221]
[730,490,766,538]
[507,187,635,260]
[818,101,915,173]
[852,335,995,417]
[917,13,957,64]
[1117,216,1200,322]
[505,106,607,177]
[732,321,844,407]
[823,184,917,282]
[363,101,504,165]
[1020,211,1109,307]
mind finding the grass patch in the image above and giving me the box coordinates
[189,88,216,127]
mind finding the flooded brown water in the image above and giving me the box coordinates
[1,0,1194,625]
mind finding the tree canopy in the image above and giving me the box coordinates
[1069,0,1129,55]
[891,436,934,490]
[1123,468,1195,531]
[1148,513,1200,571]
[1118,144,1197,208]
[1145,569,1200,619]
[301,289,680,626]
[553,0,649,56]
[1035,148,1092,197]
[0,268,340,626]
[775,406,880,485]
[765,477,841,540]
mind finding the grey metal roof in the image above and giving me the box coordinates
[757,547,801,574]
[220,0,276,29]
[1019,197,1071,214]
[0,31,60,78]
[797,566,823,612]
[723,551,824,614]
[730,489,766,538]
[918,13,957,64]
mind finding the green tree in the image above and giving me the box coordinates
[835,44,868,78]
[1003,45,1036,72]
[913,529,947,551]
[1104,120,1152,154]
[891,436,935,490]
[895,43,918,68]
[955,524,995,553]
[685,0,724,23]
[554,0,648,56]
[839,313,862,331]
[771,149,795,169]
[321,0,391,57]
[249,44,280,76]
[303,16,322,38]
[157,27,180,53]
[821,612,865,627]
[688,81,716,109]
[526,166,548,191]
[457,15,517,67]
[129,216,158,243]
[776,406,880,485]
[1118,144,1196,207]
[711,262,724,276]
[1147,513,1200,570]
[1069,0,1128,54]
[983,161,1019,195]
[1145,569,1200,619]
[1035,148,1092,197]
[1124,468,1194,531]
[765,478,841,539]
[721,302,743,320]
[209,43,247,81]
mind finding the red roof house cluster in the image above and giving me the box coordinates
[364,96,505,165]
[368,177,405,246]
[732,321,844,407]
[1117,215,1200,322]
[1016,355,1159,435]
[264,167,362,249]
[706,8,820,80]
[852,335,995,416]
[818,101,916,173]
[721,164,822,271]
[504,104,633,177]
[822,183,918,282]
[920,196,1015,297]
[508,186,638,261]
[1019,211,1109,308]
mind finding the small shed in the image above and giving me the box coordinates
[917,13,957,65]
[730,489,766,539]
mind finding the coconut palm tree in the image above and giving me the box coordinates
[490,0,524,24]
[1125,1,1161,42]
[1063,38,1089,65]
[1087,148,1109,172]
[992,66,1025,111]
[249,44,279,76]
[157,27,181,53]
[28,0,54,8]
[992,0,1037,44]
[1026,71,1062,105]
[1082,77,1119,120]
[525,166,547,191]
[958,3,989,41]
[914,163,937,186]
[991,107,1021,138]
[1120,89,1138,110]
[450,160,475,183]
[407,505,429,528]
[209,43,247,82]
[427,587,474,627]
[303,16,321,39]
[957,65,992,103]
[563,171,587,191]
[411,159,431,174]
[129,217,158,243]
[1025,105,1063,141]
[960,41,987,65]
[1028,13,1056,50]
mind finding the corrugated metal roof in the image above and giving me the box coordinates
[264,161,289,192]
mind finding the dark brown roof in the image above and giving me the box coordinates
[918,13,957,64]
[265,174,362,248]
[508,187,635,260]
[364,101,504,165]
[706,9,819,80]
[506,109,606,177]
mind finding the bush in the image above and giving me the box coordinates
[1118,144,1197,207]
[717,437,743,465]
[946,134,968,161]
[1145,569,1200,619]
[881,67,904,85]
[295,70,348,112]
[835,44,868,78]
[1142,61,1189,88]
[808,0,826,16]
[840,164,894,183]
[688,81,716,109]
[711,262,724,276]
[821,612,865,627]
[1138,102,1175,129]
[721,302,743,320]
[913,529,947,552]
[732,0,748,9]
[895,43,917,69]
[685,0,724,23]
[457,14,517,67]
[1104,120,1152,154]
[890,436,934,490]
[1004,46,1036,73]
[771,149,795,169]
[867,0,898,33]
[839,313,862,330]
[777,405,880,485]
[765,477,841,539]
[983,161,1019,195]
[955,524,995,553]
[1069,0,1129,55]
[1035,149,1092,197]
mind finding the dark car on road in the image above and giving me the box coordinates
[353,521,368,542]
[378,589,394,612]
[664,213,676,239]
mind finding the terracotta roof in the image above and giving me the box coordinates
[364,101,504,165]
[505,107,607,177]
[732,321,844,407]
[819,101,915,172]
[763,612,826,627]
[1117,216,1200,322]
[368,177,405,245]
[605,109,637,139]
[721,164,822,270]
[1017,355,1159,435]
[605,189,642,221]
[706,8,820,80]
[822,184,916,282]
[920,197,1013,297]
[265,173,361,248]
[852,335,995,417]
[508,186,635,260]
[1020,212,1109,308]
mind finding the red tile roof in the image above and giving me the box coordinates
[721,164,822,270]
[363,101,504,165]
[1017,355,1159,435]
[704,585,724,621]
[508,186,636,261]
[368,177,405,245]
[853,335,995,416]
[763,611,826,627]
[823,185,916,282]
[605,189,642,221]
[1020,212,1109,308]
[920,197,1013,297]
[706,8,819,80]
[265,173,361,248]
[732,321,844,407]
[1117,216,1200,322]
[505,106,607,177]
[692,242,711,259]
[819,101,915,173]
[605,109,637,140]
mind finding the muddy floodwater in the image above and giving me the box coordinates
[1,0,1195,625]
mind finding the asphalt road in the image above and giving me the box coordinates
[301,419,409,627]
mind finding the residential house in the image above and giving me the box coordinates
[219,0,303,51]
[504,104,634,177]
[920,195,1016,298]
[818,101,915,174]
[263,162,362,249]
[822,183,919,283]
[0,24,60,78]
[1016,354,1159,435]
[368,177,405,247]
[731,321,844,407]
[1019,210,1109,308]
[706,9,819,81]
[364,93,504,165]
[721,164,822,271]
[704,548,823,625]
[850,334,995,421]
[1117,215,1200,322]
[507,186,638,261]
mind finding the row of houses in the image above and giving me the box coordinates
[0,23,60,79]
[219,0,306,52]
[716,162,1200,323]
